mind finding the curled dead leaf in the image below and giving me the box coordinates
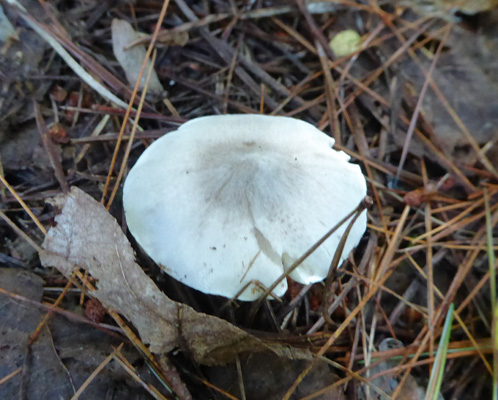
[40,187,311,365]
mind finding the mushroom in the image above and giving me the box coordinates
[123,114,367,301]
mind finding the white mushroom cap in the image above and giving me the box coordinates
[123,114,366,301]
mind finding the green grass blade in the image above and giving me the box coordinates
[426,303,454,400]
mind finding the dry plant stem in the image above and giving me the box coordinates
[407,124,475,191]
[393,234,496,397]
[235,354,246,400]
[316,358,428,400]
[36,0,69,40]
[301,355,392,400]
[391,308,492,399]
[0,175,46,234]
[274,18,423,121]
[259,83,265,113]
[493,306,498,399]
[422,160,436,366]
[316,41,340,143]
[346,20,434,111]
[112,350,172,400]
[0,155,5,199]
[452,312,492,374]
[404,26,498,178]
[336,143,422,186]
[248,198,369,323]
[374,293,397,339]
[277,283,313,322]
[0,210,43,252]
[29,280,72,344]
[342,337,492,364]
[223,34,241,113]
[174,0,308,113]
[102,0,171,206]
[71,343,124,400]
[72,88,83,128]
[331,19,476,190]
[308,277,357,334]
[71,130,171,144]
[10,4,129,109]
[310,231,379,332]
[61,106,182,123]
[106,50,158,209]
[408,244,495,375]
[31,0,137,101]
[275,74,325,116]
[412,194,494,243]
[382,16,491,185]
[229,279,282,308]
[439,221,497,319]
[457,270,491,315]
[348,317,362,389]
[305,336,472,399]
[75,114,110,164]
[271,17,316,54]
[155,356,192,400]
[388,273,420,326]
[336,22,385,88]
[293,0,335,63]
[432,87,498,177]
[366,351,482,386]
[0,367,22,386]
[0,285,123,336]
[395,24,451,184]
[358,287,371,400]
[161,70,258,114]
[321,208,365,325]
[34,102,69,193]
[347,271,427,318]
[71,269,189,399]
[347,103,389,244]
[283,205,410,400]
[127,13,230,48]
[199,379,239,400]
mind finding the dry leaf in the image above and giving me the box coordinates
[40,187,310,365]
[111,19,164,95]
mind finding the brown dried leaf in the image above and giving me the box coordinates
[40,187,310,365]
